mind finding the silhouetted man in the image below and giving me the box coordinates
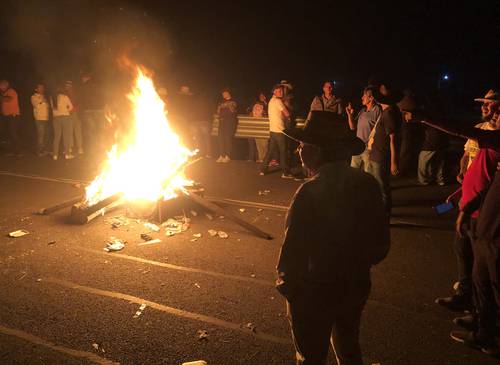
[277,111,390,365]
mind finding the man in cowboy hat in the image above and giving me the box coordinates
[422,117,500,356]
[367,84,404,214]
[435,89,500,312]
[276,111,390,365]
[458,89,500,182]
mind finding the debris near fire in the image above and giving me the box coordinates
[91,342,105,353]
[217,231,229,239]
[108,215,130,229]
[138,238,162,246]
[140,233,153,241]
[163,217,189,236]
[8,229,29,238]
[144,222,160,232]
[245,322,256,332]
[104,238,125,252]
[197,329,209,340]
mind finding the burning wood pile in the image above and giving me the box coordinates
[37,67,272,240]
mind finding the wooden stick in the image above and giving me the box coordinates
[35,195,85,215]
[70,193,124,224]
[185,192,274,240]
[205,196,288,212]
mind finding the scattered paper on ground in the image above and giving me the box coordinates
[8,229,29,238]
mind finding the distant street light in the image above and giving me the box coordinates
[438,74,450,89]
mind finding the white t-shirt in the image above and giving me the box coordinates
[268,96,287,132]
[51,94,73,117]
[31,93,50,121]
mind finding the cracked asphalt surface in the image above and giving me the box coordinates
[0,154,497,365]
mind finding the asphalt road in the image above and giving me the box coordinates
[0,153,496,365]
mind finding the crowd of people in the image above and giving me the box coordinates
[0,76,100,160]
[1,74,499,363]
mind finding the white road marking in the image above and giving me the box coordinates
[45,277,291,345]
[80,247,274,286]
[0,324,120,365]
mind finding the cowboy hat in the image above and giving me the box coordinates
[474,89,500,103]
[283,111,364,155]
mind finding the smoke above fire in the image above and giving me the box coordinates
[1,0,173,87]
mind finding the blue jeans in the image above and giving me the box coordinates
[261,132,289,174]
[367,160,391,213]
[454,217,475,297]
[418,150,445,184]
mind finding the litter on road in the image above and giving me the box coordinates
[197,329,209,340]
[182,361,208,365]
[8,229,29,238]
[104,238,125,252]
[239,208,245,213]
[208,229,217,237]
[133,303,147,318]
[217,231,229,239]
[138,238,162,246]
[193,233,202,238]
[143,222,160,232]
[140,233,153,241]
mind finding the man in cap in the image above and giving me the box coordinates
[367,84,404,214]
[276,111,390,365]
[436,89,500,312]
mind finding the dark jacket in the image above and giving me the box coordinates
[276,162,390,300]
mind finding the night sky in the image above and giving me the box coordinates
[1,0,498,114]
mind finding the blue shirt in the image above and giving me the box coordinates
[356,104,382,143]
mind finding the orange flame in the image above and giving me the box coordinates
[85,68,195,205]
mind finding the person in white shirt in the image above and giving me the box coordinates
[259,85,293,178]
[31,83,50,156]
[51,86,74,160]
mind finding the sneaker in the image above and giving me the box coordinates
[450,330,499,356]
[281,173,294,179]
[52,155,58,161]
[64,154,75,160]
[293,173,307,182]
[216,156,224,163]
[269,159,279,168]
[222,156,230,163]
[453,314,477,331]
[435,294,472,312]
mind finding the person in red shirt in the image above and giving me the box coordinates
[422,115,500,356]
[0,79,22,156]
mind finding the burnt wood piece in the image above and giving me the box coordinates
[185,192,274,240]
[35,195,85,215]
[70,193,124,224]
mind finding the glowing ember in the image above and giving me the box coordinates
[85,68,195,205]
